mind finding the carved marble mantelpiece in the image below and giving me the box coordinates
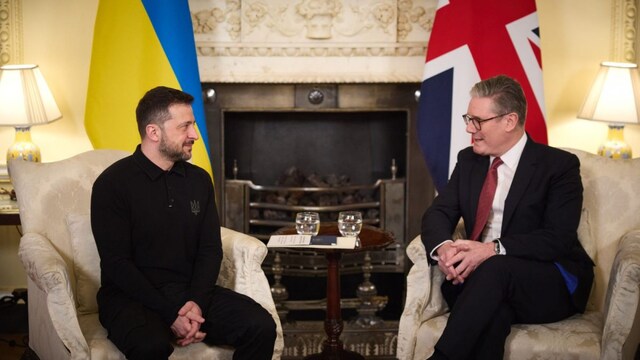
[189,0,437,83]
[3,1,639,82]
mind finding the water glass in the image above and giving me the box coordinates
[338,211,363,237]
[295,212,320,236]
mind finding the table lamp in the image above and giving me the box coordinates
[0,64,62,163]
[577,62,640,159]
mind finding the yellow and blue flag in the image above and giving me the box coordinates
[85,0,212,176]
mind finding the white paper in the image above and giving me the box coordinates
[267,235,312,247]
[267,235,357,249]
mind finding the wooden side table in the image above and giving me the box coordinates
[274,223,394,359]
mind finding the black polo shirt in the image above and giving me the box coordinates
[91,145,221,325]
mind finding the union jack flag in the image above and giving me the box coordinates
[418,0,547,192]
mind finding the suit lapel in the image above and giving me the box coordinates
[502,139,539,234]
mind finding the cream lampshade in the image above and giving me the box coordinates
[0,64,62,163]
[577,61,640,159]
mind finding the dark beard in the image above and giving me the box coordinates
[159,137,191,162]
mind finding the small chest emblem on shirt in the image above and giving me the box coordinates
[190,200,200,216]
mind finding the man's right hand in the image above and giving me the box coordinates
[171,301,207,346]
[436,242,464,284]
[170,314,193,340]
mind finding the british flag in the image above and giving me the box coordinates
[418,0,547,192]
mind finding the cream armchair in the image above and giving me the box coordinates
[10,150,283,360]
[397,149,640,360]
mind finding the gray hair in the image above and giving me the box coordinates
[470,75,527,127]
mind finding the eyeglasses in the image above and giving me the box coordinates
[462,113,510,130]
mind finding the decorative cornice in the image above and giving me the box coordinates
[196,42,427,57]
[611,0,639,62]
[190,0,436,83]
[0,0,23,66]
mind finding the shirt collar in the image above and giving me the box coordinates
[490,132,527,170]
[132,145,187,180]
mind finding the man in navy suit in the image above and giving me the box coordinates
[422,75,594,360]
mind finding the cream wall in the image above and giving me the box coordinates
[0,0,96,164]
[539,0,640,155]
[0,0,98,291]
[0,0,637,287]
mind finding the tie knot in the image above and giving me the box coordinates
[491,157,503,170]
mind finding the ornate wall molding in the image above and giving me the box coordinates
[611,0,639,62]
[0,0,23,66]
[190,0,436,83]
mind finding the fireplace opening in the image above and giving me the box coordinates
[223,110,407,185]
[223,109,407,239]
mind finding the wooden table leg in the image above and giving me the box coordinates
[305,251,364,360]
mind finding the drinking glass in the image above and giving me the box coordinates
[338,211,363,237]
[295,212,320,236]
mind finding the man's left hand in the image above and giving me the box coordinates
[178,301,205,324]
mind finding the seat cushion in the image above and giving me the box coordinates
[413,311,603,359]
[78,313,235,359]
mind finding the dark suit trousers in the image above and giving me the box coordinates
[105,286,276,360]
[435,256,576,360]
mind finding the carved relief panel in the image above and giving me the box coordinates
[189,0,437,82]
[190,0,435,43]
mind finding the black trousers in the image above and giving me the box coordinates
[434,256,576,360]
[105,286,277,360]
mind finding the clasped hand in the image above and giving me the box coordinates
[436,240,495,285]
[171,301,207,346]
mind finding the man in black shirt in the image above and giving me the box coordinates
[91,86,276,359]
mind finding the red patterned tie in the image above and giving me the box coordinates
[470,157,503,241]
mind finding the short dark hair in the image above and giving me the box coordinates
[135,86,194,137]
[470,75,527,126]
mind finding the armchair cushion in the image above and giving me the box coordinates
[413,311,603,360]
[66,213,100,314]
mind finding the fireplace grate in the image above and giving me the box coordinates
[224,177,406,274]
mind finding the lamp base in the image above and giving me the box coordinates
[7,126,41,163]
[597,124,632,159]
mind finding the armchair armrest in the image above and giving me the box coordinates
[218,227,269,295]
[218,227,284,359]
[601,229,640,360]
[397,235,448,360]
[18,232,90,360]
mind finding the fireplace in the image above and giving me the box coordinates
[224,109,407,243]
[203,82,433,243]
[203,82,433,325]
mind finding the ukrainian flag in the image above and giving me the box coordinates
[85,0,212,177]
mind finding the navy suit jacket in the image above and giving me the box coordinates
[421,136,594,312]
